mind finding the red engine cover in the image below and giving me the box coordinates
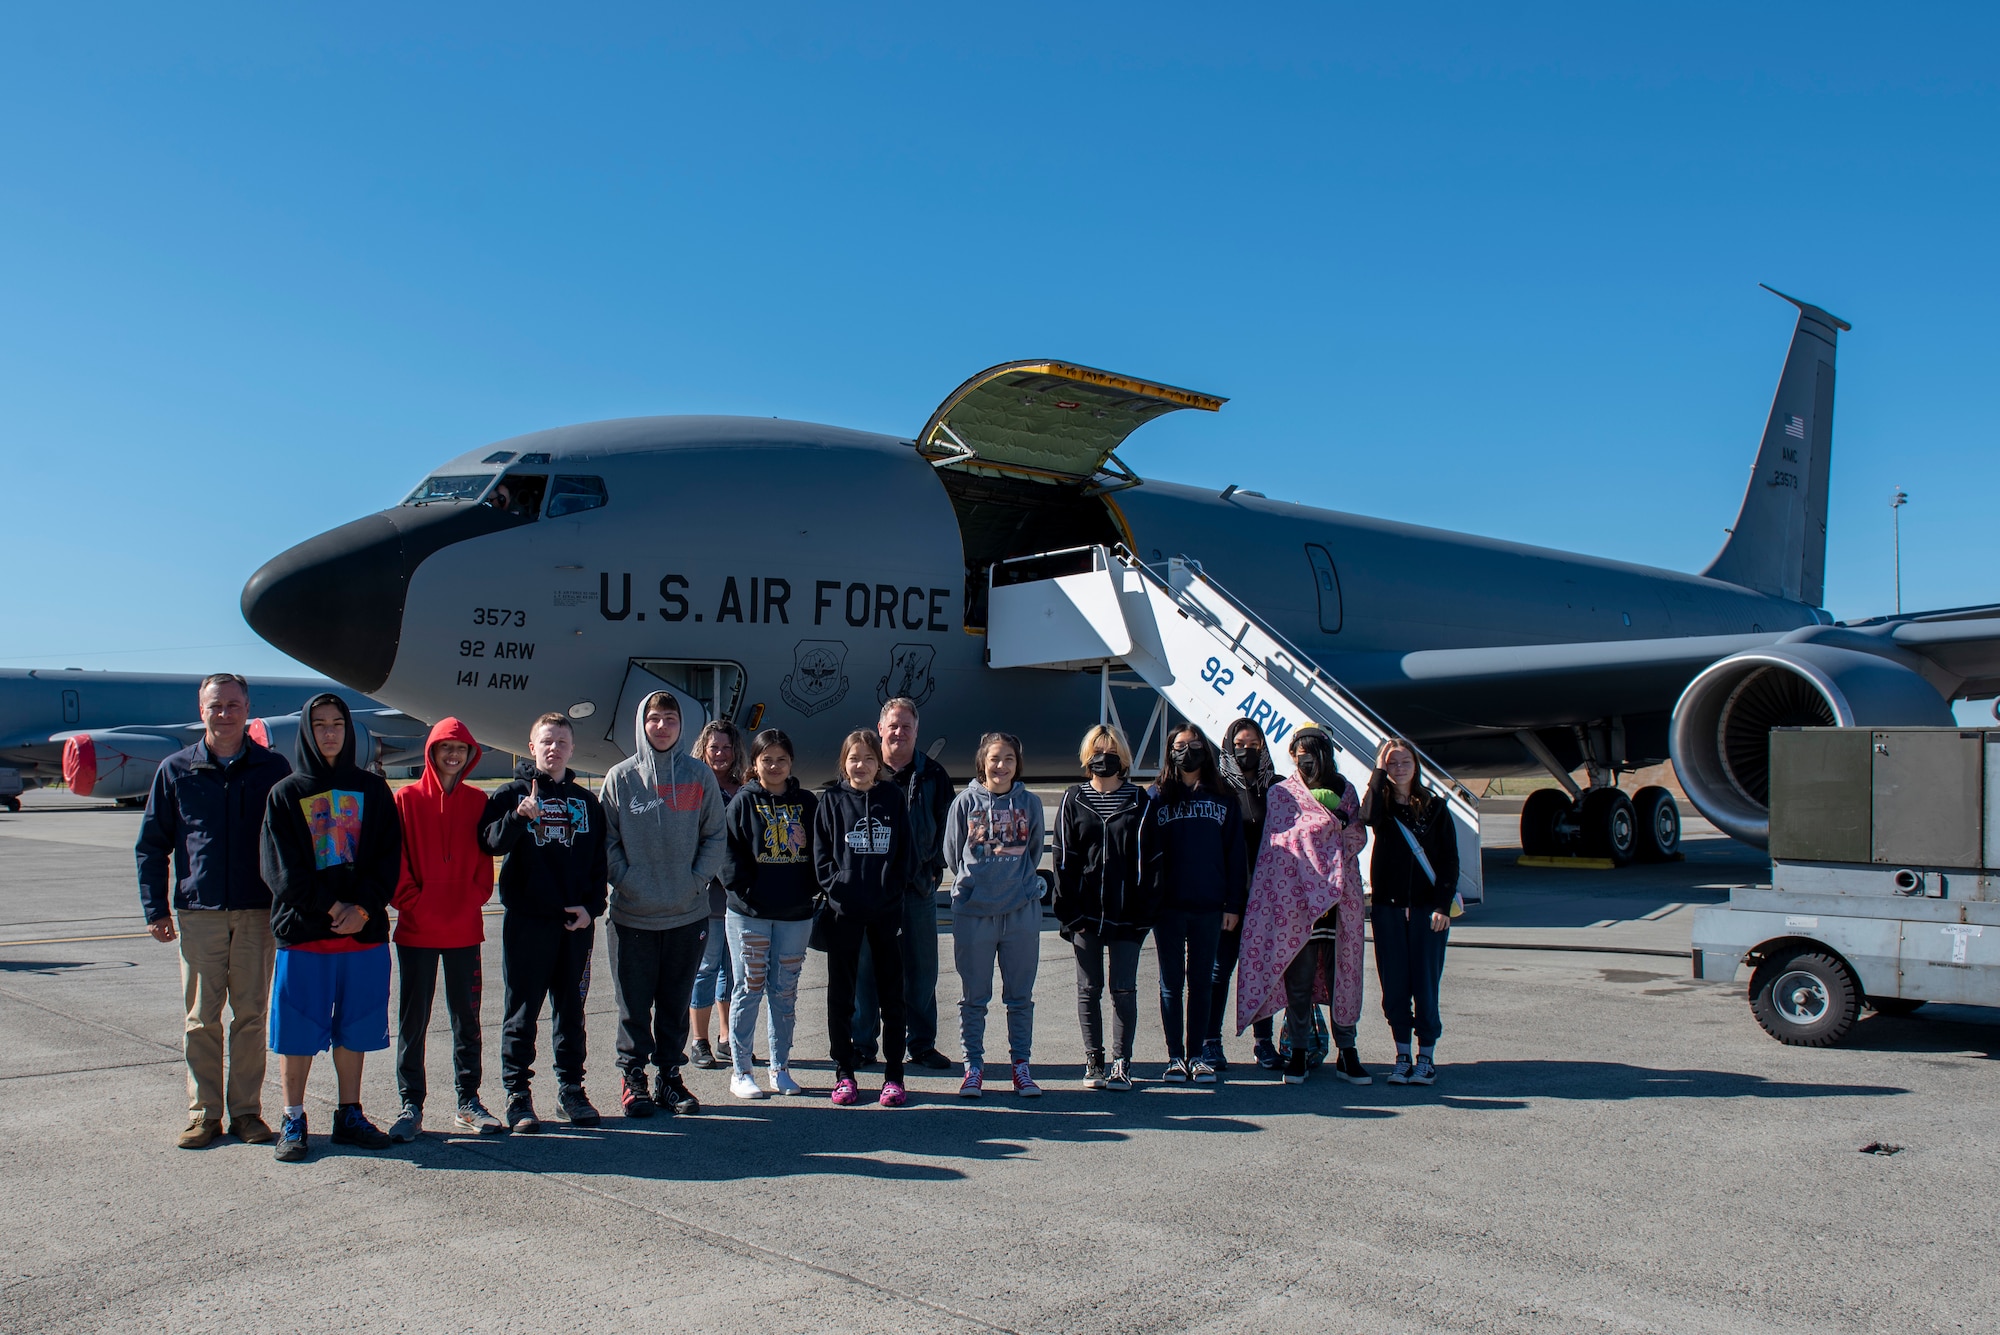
[63,734,99,797]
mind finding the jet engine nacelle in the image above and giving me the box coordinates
[61,731,186,801]
[1669,644,1954,846]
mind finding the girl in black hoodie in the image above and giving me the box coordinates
[1208,717,1279,1071]
[260,693,402,1160]
[1144,724,1246,1084]
[811,729,913,1107]
[1053,724,1157,1091]
[720,729,819,1099]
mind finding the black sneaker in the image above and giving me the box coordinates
[1163,1058,1190,1083]
[1082,1057,1108,1090]
[1199,1038,1229,1073]
[621,1069,656,1119]
[1105,1059,1134,1091]
[1284,1049,1308,1085]
[656,1067,700,1115]
[1253,1038,1282,1070]
[506,1092,541,1134]
[557,1084,601,1126]
[910,1047,955,1071]
[274,1110,308,1163]
[330,1103,391,1150]
[1332,1048,1373,1085]
[1410,1054,1437,1086]
[690,1039,720,1070]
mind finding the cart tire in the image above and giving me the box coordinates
[1519,789,1569,856]
[1,796,19,813]
[1750,948,1859,1046]
[1867,996,1927,1017]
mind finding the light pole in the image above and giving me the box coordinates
[1891,487,1908,615]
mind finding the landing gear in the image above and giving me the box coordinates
[1632,786,1680,862]
[1517,785,1679,866]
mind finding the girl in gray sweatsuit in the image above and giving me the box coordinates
[943,731,1047,1097]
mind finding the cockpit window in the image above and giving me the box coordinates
[546,475,609,518]
[484,473,547,518]
[404,474,496,505]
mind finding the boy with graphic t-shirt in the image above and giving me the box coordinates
[480,712,608,1134]
[260,693,402,1163]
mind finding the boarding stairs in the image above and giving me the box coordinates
[986,545,1482,904]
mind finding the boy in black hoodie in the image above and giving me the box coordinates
[480,712,609,1133]
[260,693,402,1163]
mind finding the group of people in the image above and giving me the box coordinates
[136,673,1459,1163]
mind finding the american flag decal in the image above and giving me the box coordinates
[1784,415,1806,439]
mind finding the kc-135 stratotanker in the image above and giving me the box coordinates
[243,287,2000,906]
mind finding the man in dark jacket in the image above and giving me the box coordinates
[850,697,957,1070]
[260,693,402,1162]
[480,711,609,1134]
[135,672,292,1148]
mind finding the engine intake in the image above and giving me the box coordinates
[1669,645,1953,846]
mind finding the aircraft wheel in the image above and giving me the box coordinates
[1,796,19,813]
[1867,996,1927,1017]
[1519,788,1569,856]
[1750,947,1859,1046]
[1631,786,1680,862]
[1578,788,1638,866]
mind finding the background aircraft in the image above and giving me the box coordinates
[0,670,507,808]
[241,290,2000,866]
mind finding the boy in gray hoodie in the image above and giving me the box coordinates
[942,731,1047,1098]
[601,691,727,1117]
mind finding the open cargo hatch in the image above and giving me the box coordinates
[918,361,1225,489]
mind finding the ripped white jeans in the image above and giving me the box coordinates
[724,911,813,1077]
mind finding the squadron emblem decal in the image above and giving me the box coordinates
[877,642,937,708]
[780,639,849,717]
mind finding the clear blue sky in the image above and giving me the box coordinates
[3,4,1995,680]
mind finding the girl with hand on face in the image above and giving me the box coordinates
[1052,726,1156,1091]
[719,730,818,1099]
[942,732,1046,1099]
[1143,725,1246,1084]
[1209,718,1280,1072]
[1362,737,1459,1086]
[688,721,746,1071]
[811,730,914,1107]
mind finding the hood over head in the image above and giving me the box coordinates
[1218,717,1275,794]
[295,692,360,781]
[631,690,682,797]
[415,716,483,797]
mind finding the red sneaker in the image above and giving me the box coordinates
[1011,1062,1043,1098]
[958,1065,984,1099]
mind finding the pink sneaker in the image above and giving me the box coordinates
[958,1065,984,1099]
[830,1077,859,1107]
[1011,1061,1043,1098]
[880,1080,907,1108]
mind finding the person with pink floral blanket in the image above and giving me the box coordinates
[1235,727,1372,1085]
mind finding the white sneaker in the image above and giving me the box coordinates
[729,1072,768,1100]
[767,1068,804,1097]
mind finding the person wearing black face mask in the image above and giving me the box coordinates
[1142,725,1245,1083]
[1053,726,1158,1090]
[1207,718,1279,1072]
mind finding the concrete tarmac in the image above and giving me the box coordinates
[3,791,1997,1333]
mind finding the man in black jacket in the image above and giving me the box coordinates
[260,693,402,1162]
[480,712,609,1133]
[850,697,957,1070]
[135,673,292,1148]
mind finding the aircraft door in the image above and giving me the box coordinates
[605,660,746,755]
[1305,544,1344,634]
[62,689,80,725]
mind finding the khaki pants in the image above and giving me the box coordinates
[176,909,275,1121]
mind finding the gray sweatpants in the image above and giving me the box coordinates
[953,899,1041,1067]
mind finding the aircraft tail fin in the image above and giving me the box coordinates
[1701,286,1849,607]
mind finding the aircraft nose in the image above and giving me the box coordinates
[242,513,410,693]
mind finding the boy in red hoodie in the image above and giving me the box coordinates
[387,719,502,1139]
